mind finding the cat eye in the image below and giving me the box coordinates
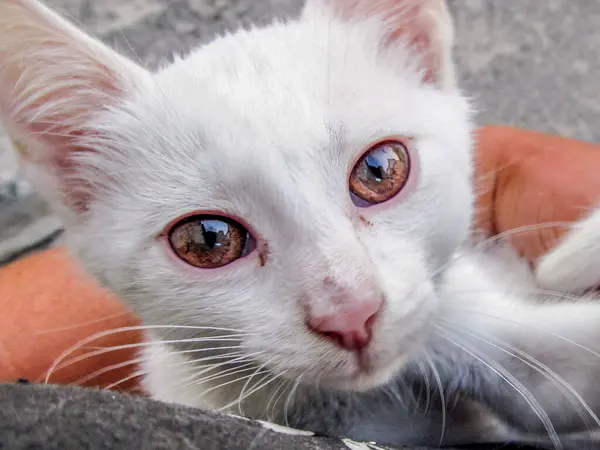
[349,140,410,206]
[168,215,256,269]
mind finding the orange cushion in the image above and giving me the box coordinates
[0,247,143,392]
[475,126,600,261]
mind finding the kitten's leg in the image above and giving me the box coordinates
[535,207,600,294]
[437,294,600,440]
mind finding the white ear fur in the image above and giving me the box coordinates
[535,207,600,294]
[0,0,146,212]
[303,0,456,91]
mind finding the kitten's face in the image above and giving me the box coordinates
[1,0,473,392]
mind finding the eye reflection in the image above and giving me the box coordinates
[349,140,410,206]
[168,215,255,268]
[365,147,398,181]
[192,220,229,250]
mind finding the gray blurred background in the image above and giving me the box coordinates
[1,0,599,265]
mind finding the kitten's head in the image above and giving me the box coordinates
[0,0,472,393]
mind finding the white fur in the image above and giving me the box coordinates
[536,207,600,294]
[2,0,600,447]
[140,335,204,407]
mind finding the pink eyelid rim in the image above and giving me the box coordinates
[349,135,420,211]
[159,210,266,273]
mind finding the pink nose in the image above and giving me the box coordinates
[308,297,383,352]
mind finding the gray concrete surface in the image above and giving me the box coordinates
[1,0,599,264]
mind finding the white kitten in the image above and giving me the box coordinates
[2,0,600,447]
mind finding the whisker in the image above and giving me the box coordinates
[522,288,594,303]
[34,311,133,334]
[204,369,274,411]
[43,326,252,383]
[71,349,254,388]
[447,287,589,304]
[201,369,270,399]
[474,222,575,250]
[37,323,250,338]
[184,363,259,391]
[380,383,403,416]
[222,370,287,414]
[416,360,432,414]
[235,356,278,416]
[424,354,446,447]
[179,353,247,372]
[104,369,147,391]
[181,351,246,366]
[116,28,145,67]
[426,221,579,286]
[43,342,249,384]
[434,326,561,449]
[445,307,600,362]
[70,357,145,387]
[284,375,303,428]
[280,351,334,427]
[180,350,267,387]
[441,320,599,431]
[266,378,291,422]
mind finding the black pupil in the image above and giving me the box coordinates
[195,220,229,250]
[364,146,398,182]
[169,215,253,268]
[366,154,385,181]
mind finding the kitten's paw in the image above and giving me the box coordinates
[535,207,600,293]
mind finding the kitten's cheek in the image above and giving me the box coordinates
[371,280,437,355]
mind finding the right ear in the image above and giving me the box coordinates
[0,0,148,215]
[302,0,456,91]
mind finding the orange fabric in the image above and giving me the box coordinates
[1,125,600,393]
[475,126,600,261]
[0,247,143,391]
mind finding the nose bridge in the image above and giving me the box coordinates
[305,230,385,352]
[305,230,381,313]
[283,178,377,294]
[319,231,375,294]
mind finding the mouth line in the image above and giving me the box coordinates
[252,299,437,390]
[339,311,435,388]
[356,350,376,374]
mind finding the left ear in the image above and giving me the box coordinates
[0,0,149,216]
[303,0,456,91]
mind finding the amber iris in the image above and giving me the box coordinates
[168,216,253,268]
[349,140,410,205]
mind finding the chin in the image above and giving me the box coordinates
[271,290,438,393]
[330,302,437,391]
[305,341,423,393]
[308,357,403,393]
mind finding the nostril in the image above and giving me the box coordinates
[365,310,378,334]
[319,329,371,352]
[307,298,383,352]
[322,330,345,348]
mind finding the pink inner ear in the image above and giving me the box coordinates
[48,134,100,213]
[327,0,446,86]
[0,0,143,214]
[18,130,100,213]
[10,67,126,213]
[382,1,441,84]
[331,0,425,22]
[389,25,437,84]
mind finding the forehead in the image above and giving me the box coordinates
[150,19,432,153]
[125,17,456,231]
